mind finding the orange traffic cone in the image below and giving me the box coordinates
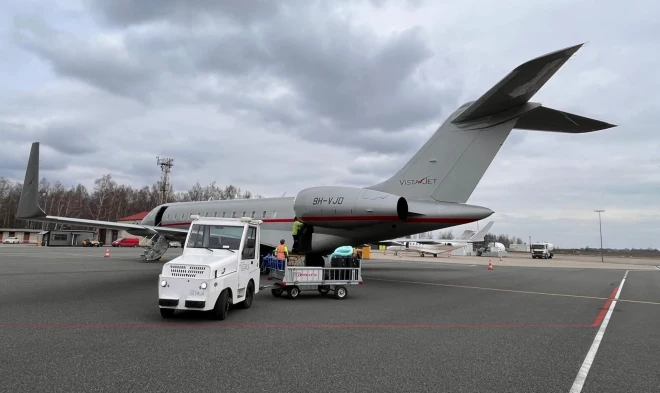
[104,248,110,258]
[488,260,494,270]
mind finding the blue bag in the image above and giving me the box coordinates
[333,245,354,257]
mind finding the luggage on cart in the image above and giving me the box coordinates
[329,255,352,280]
[333,245,354,257]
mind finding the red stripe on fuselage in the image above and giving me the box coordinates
[160,216,474,227]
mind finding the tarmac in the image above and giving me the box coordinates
[1,245,658,392]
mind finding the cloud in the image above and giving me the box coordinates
[1,0,659,249]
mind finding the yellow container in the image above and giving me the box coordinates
[362,246,371,259]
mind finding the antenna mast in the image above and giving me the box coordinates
[156,156,174,204]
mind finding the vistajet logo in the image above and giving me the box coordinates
[399,176,437,186]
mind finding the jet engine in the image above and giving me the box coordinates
[293,186,408,229]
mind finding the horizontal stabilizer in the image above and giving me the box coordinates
[514,106,616,133]
[452,44,584,124]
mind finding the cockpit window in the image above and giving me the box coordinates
[186,224,245,250]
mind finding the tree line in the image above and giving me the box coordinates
[0,175,261,230]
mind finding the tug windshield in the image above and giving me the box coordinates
[186,224,244,250]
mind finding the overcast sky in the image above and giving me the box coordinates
[1,0,658,249]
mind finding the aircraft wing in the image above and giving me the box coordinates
[16,142,189,239]
[379,240,407,247]
[383,238,444,245]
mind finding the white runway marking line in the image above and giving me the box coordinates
[654,266,660,270]
[569,270,629,393]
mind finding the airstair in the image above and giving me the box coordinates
[140,234,170,261]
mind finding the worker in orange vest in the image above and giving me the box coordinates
[275,239,289,261]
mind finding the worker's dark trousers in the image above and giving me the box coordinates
[292,235,299,252]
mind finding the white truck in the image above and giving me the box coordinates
[158,215,262,320]
[531,242,554,259]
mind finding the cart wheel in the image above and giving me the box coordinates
[271,288,284,297]
[334,286,348,300]
[318,285,330,295]
[160,308,175,318]
[287,286,300,299]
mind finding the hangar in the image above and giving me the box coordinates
[0,229,41,244]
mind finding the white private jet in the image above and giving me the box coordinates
[382,221,494,257]
[16,44,615,266]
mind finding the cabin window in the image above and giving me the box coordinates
[272,211,277,218]
[222,212,226,218]
[242,211,246,217]
[251,211,255,218]
[205,212,208,217]
[232,212,236,218]
[167,214,170,219]
[261,211,267,218]
[174,213,178,219]
[213,212,217,217]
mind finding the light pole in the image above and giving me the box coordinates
[594,210,604,262]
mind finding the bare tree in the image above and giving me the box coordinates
[0,175,258,230]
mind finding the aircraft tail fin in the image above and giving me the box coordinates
[468,221,494,242]
[452,230,475,241]
[366,44,616,203]
[17,142,47,220]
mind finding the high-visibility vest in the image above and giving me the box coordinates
[276,244,288,259]
[292,221,303,235]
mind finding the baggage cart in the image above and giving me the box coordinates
[261,254,363,300]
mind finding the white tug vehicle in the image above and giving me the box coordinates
[158,215,262,320]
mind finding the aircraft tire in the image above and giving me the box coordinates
[160,308,175,318]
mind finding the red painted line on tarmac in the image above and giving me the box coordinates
[592,285,619,327]
[0,322,594,330]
